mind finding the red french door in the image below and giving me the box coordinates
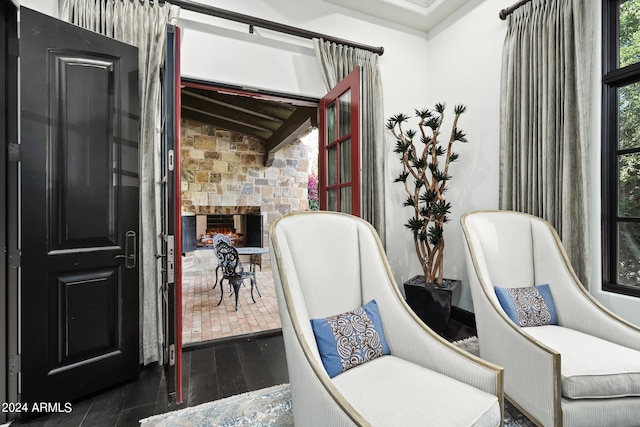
[319,67,361,215]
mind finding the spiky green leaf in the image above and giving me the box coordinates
[453,127,468,142]
[454,104,467,115]
[434,103,446,114]
[414,108,432,120]
[431,169,451,183]
[390,113,411,123]
[420,189,437,204]
[426,116,441,131]
[428,224,444,245]
[412,157,426,170]
[394,171,410,183]
[403,196,416,208]
[405,217,424,235]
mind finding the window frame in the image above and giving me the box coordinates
[602,0,640,297]
[318,66,361,216]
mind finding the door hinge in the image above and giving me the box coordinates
[167,235,175,284]
[8,143,20,162]
[8,37,19,57]
[9,354,20,375]
[169,344,176,366]
[8,249,20,269]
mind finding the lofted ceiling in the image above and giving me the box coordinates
[181,85,317,166]
[322,0,475,33]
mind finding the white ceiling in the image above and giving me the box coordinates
[322,0,478,33]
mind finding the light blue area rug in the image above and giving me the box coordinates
[140,384,293,427]
[141,337,534,426]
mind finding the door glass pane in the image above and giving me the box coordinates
[340,139,351,183]
[326,101,337,143]
[619,152,640,216]
[327,189,337,211]
[617,222,640,287]
[339,90,351,138]
[619,0,640,68]
[340,187,352,214]
[327,146,337,186]
[618,82,640,149]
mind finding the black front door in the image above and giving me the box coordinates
[19,7,140,404]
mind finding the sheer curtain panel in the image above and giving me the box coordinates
[313,38,386,246]
[499,0,594,285]
[61,0,180,365]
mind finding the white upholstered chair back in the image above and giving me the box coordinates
[462,210,640,348]
[272,211,505,426]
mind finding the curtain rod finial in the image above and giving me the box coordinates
[499,9,509,20]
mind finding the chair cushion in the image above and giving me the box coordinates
[310,300,390,378]
[332,355,501,427]
[526,325,640,399]
[494,284,558,327]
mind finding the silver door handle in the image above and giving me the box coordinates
[114,230,137,269]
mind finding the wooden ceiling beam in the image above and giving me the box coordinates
[181,109,271,141]
[264,106,317,166]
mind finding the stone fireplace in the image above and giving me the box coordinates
[193,207,263,248]
[180,118,311,268]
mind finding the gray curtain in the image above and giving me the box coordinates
[313,39,386,246]
[62,0,180,365]
[499,0,594,285]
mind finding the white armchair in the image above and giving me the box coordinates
[461,210,640,427]
[270,211,503,427]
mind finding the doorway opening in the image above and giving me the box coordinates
[179,79,319,346]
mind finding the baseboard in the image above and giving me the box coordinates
[183,328,283,351]
[451,306,476,329]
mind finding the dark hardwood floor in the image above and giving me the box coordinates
[11,319,475,427]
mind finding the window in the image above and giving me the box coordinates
[603,0,640,296]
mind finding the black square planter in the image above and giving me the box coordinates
[403,275,461,333]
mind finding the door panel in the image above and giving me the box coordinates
[19,7,139,404]
[319,67,361,215]
[162,24,182,403]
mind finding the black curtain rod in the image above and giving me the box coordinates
[499,0,533,20]
[166,0,384,55]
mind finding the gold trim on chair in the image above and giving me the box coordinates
[461,210,561,427]
[272,211,505,426]
[270,212,369,426]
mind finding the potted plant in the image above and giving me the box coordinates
[386,103,467,331]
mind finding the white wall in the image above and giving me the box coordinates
[423,0,640,326]
[411,0,507,312]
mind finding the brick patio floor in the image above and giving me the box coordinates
[181,250,281,345]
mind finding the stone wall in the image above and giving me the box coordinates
[181,119,311,266]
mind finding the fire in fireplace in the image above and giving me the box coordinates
[196,213,263,248]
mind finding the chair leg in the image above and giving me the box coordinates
[213,266,220,290]
[251,272,262,297]
[250,277,256,303]
[217,278,225,307]
[231,278,242,311]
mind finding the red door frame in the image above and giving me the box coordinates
[318,66,361,216]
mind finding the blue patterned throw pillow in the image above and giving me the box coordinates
[310,300,390,378]
[494,284,558,327]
